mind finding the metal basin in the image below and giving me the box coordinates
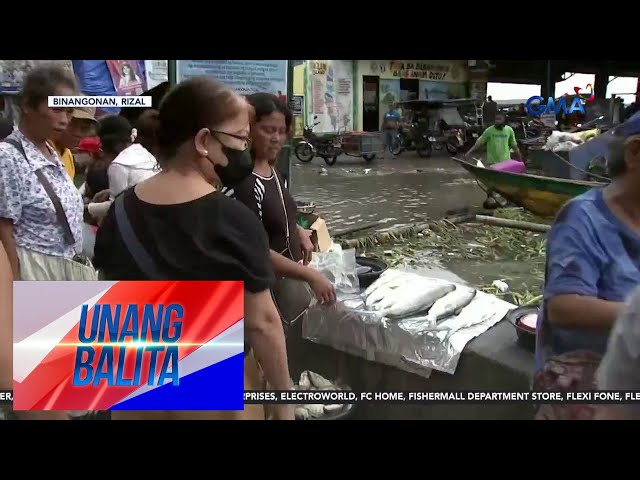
[296,201,316,214]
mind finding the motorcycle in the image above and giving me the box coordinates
[525,118,549,138]
[441,128,467,154]
[509,118,541,140]
[423,127,469,156]
[390,123,433,158]
[295,115,341,166]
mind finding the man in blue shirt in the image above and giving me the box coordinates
[382,103,401,159]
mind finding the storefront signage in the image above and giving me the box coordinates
[365,60,465,83]
[389,61,452,81]
[311,61,328,75]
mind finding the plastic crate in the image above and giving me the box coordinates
[340,132,384,155]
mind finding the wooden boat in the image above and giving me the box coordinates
[451,157,608,218]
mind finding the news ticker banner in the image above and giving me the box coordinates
[12,281,244,411]
[4,390,640,408]
[245,390,640,405]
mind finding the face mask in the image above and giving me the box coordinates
[494,123,504,129]
[214,145,254,187]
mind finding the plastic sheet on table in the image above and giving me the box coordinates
[303,257,515,377]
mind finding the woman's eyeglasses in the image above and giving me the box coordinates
[212,130,251,150]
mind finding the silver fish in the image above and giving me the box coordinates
[305,404,325,418]
[295,406,311,420]
[380,283,456,319]
[307,371,333,389]
[366,277,448,309]
[324,404,343,414]
[366,279,414,306]
[298,371,311,390]
[363,269,404,297]
[427,287,477,322]
[365,272,441,301]
[372,278,453,311]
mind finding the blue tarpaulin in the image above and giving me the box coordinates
[568,130,617,180]
[72,60,148,115]
[72,60,119,114]
[568,112,640,180]
[622,111,640,136]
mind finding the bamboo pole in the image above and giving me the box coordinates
[339,214,473,249]
[474,215,550,233]
[332,222,383,238]
[341,222,432,249]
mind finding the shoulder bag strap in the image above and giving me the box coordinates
[114,194,168,280]
[3,139,76,247]
[272,167,290,245]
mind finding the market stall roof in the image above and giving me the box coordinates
[396,98,479,109]
[490,60,640,85]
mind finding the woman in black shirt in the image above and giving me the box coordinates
[94,78,294,420]
[231,93,335,307]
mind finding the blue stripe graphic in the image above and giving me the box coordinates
[110,353,244,410]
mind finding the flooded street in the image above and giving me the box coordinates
[290,153,486,231]
[290,152,546,301]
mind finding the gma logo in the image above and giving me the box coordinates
[525,95,586,116]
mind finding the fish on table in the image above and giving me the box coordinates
[379,283,456,319]
[361,271,482,325]
[364,270,444,299]
[366,277,449,309]
[426,287,477,323]
[363,269,404,297]
[366,277,415,306]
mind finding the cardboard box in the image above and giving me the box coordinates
[311,217,332,252]
[297,212,332,252]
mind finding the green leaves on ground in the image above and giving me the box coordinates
[357,208,547,304]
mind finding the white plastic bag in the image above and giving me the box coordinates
[552,141,580,153]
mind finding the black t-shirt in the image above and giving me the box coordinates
[230,169,303,263]
[93,188,274,293]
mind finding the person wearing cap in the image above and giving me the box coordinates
[75,136,107,206]
[74,136,101,180]
[534,132,640,391]
[49,104,98,183]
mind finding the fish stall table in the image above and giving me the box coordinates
[286,269,536,420]
[287,318,535,420]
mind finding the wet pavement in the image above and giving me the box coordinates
[290,151,545,296]
[289,152,486,232]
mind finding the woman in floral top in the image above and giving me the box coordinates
[0,64,84,281]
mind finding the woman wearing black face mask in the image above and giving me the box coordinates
[93,77,294,421]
